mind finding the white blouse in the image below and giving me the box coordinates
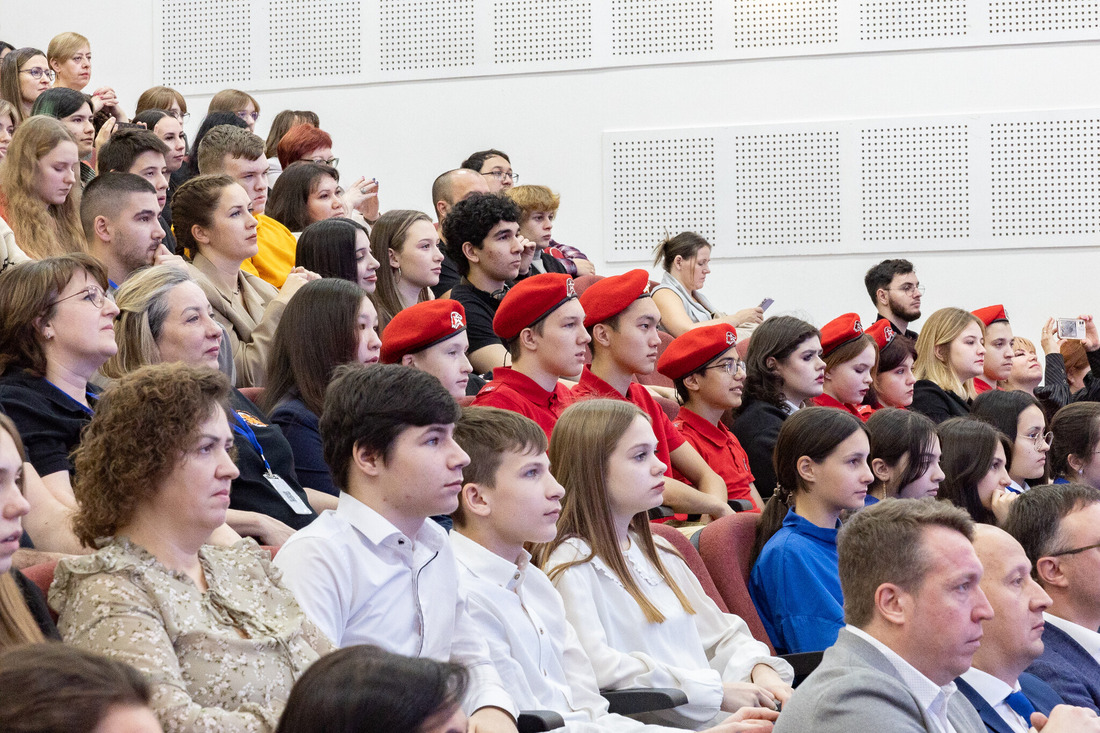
[545,533,793,729]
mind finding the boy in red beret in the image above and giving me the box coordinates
[472,273,589,440]
[656,324,763,511]
[575,269,732,519]
[972,305,1012,394]
[381,299,480,401]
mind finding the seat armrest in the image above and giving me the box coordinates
[517,710,566,732]
[601,687,689,715]
[780,651,824,686]
[728,499,755,513]
[648,505,675,520]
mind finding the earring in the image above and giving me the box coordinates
[394,266,403,281]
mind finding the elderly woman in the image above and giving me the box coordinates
[50,362,334,732]
[104,265,331,542]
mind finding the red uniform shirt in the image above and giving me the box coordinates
[671,407,758,510]
[811,392,875,422]
[473,367,571,441]
[570,367,685,475]
[973,377,999,394]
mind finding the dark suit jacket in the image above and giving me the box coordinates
[773,629,986,733]
[911,380,971,424]
[955,672,1063,733]
[1026,622,1100,713]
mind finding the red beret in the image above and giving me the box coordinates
[380,299,466,364]
[972,305,1009,326]
[864,319,896,351]
[492,273,577,340]
[656,324,738,381]
[820,313,865,356]
[579,269,652,329]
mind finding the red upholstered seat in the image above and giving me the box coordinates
[650,523,728,612]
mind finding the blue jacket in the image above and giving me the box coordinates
[955,672,1063,733]
[749,509,844,654]
[1026,622,1100,713]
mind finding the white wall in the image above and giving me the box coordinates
[5,4,1098,346]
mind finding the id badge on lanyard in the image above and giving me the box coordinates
[231,410,312,515]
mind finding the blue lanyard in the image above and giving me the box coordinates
[230,409,272,473]
[44,380,96,416]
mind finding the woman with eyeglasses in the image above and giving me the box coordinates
[0,48,51,124]
[134,85,188,122]
[971,390,1051,493]
[0,116,85,259]
[0,255,119,525]
[650,232,764,338]
[207,88,260,132]
[277,124,379,226]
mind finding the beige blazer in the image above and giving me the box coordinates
[189,253,292,388]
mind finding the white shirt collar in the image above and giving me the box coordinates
[449,531,528,593]
[335,492,446,554]
[784,399,801,415]
[846,625,959,731]
[959,668,1029,733]
[1044,612,1100,663]
[1007,479,1030,495]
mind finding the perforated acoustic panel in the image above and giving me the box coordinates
[155,0,1100,92]
[159,0,253,87]
[493,0,592,63]
[604,111,1100,262]
[269,0,362,79]
[609,136,717,261]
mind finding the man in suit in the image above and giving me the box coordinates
[956,525,1066,732]
[775,499,1099,733]
[1006,483,1100,713]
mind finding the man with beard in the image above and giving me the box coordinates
[865,259,923,340]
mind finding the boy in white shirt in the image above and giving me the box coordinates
[450,405,779,733]
[274,364,519,733]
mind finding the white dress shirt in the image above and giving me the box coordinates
[452,532,685,732]
[273,494,516,717]
[545,533,793,730]
[960,667,1031,733]
[1043,612,1100,665]
[846,625,961,733]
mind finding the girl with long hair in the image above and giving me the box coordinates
[749,407,872,655]
[0,116,84,258]
[730,315,824,499]
[911,307,985,424]
[1050,402,1100,488]
[30,87,97,186]
[971,390,1051,493]
[368,209,441,330]
[539,398,793,730]
[294,217,379,293]
[810,313,877,421]
[865,408,944,501]
[936,417,1014,525]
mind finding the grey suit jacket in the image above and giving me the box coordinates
[774,629,986,733]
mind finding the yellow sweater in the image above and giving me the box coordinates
[242,214,297,287]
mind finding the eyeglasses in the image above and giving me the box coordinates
[49,285,107,309]
[1022,431,1053,449]
[235,110,259,123]
[305,157,339,168]
[704,358,743,375]
[886,284,925,296]
[482,169,518,182]
[166,110,190,122]
[21,67,55,81]
[1047,541,1100,558]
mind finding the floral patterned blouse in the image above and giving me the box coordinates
[49,537,334,733]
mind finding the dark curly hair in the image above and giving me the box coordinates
[71,363,231,547]
[441,192,520,277]
[742,315,821,409]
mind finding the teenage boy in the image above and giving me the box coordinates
[274,364,519,733]
[443,192,531,373]
[656,324,764,512]
[450,406,780,733]
[472,273,588,440]
[972,305,1013,394]
[576,269,731,518]
[97,128,176,253]
[197,124,296,286]
[381,298,483,399]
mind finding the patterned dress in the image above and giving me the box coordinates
[50,537,334,733]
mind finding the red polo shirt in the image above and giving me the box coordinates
[811,392,875,422]
[973,377,999,395]
[570,367,685,475]
[473,367,571,441]
[671,407,757,510]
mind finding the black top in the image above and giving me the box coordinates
[910,380,971,424]
[159,213,177,254]
[0,368,98,478]
[228,388,317,531]
[874,314,919,342]
[433,245,461,298]
[730,397,791,501]
[516,251,569,279]
[449,280,504,355]
[13,568,61,640]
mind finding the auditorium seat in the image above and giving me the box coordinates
[650,523,728,612]
[636,331,675,389]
